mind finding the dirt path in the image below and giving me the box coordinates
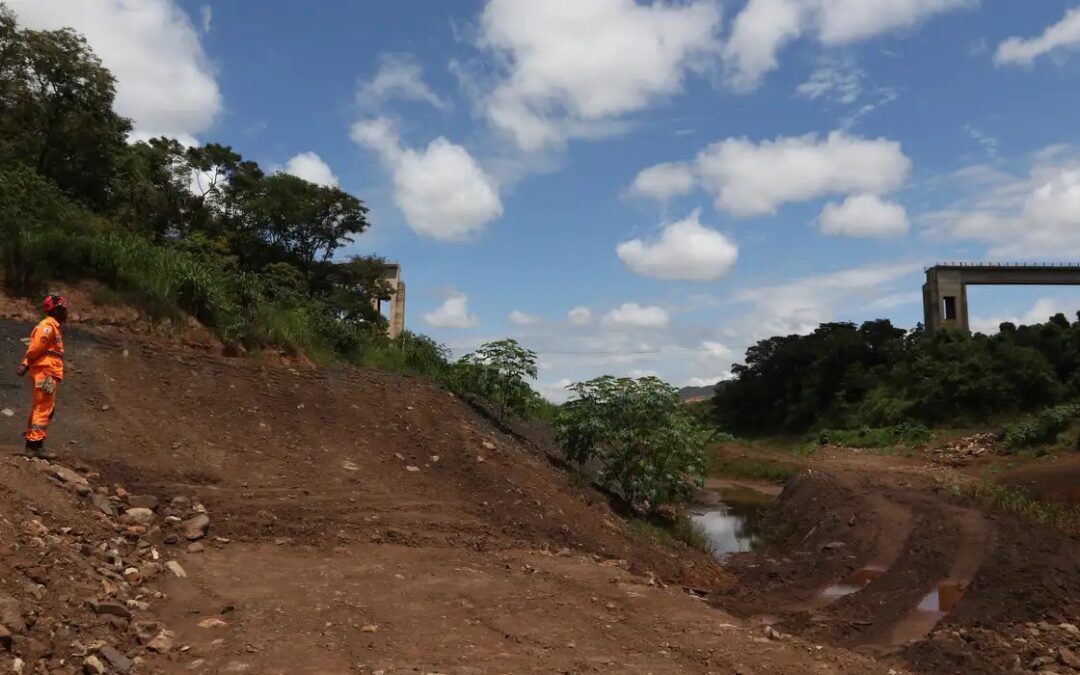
[0,321,896,674]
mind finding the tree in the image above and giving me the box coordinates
[558,376,707,514]
[0,15,131,208]
[455,339,539,421]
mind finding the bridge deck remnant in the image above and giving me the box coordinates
[923,262,1080,333]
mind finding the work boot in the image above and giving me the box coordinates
[23,440,56,461]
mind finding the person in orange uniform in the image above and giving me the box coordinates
[16,294,68,458]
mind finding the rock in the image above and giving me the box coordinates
[169,496,191,511]
[90,494,116,517]
[54,466,88,486]
[127,495,158,510]
[122,568,141,585]
[197,618,227,629]
[1060,623,1080,637]
[165,561,187,578]
[1,408,13,417]
[0,596,26,634]
[75,484,92,497]
[482,440,496,451]
[82,655,107,675]
[405,465,420,473]
[139,562,162,579]
[11,657,23,674]
[822,541,846,552]
[147,630,174,653]
[187,542,205,553]
[181,514,210,541]
[89,600,132,619]
[361,624,379,633]
[97,645,133,673]
[122,508,155,526]
[0,624,12,651]
[163,533,179,545]
[132,621,161,645]
[1059,647,1080,669]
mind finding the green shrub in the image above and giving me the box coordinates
[1002,403,1080,450]
[817,423,930,448]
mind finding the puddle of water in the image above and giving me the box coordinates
[820,566,887,600]
[690,484,775,560]
[918,579,968,614]
[888,579,969,646]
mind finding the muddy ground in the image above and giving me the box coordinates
[712,444,1080,675]
[0,319,894,674]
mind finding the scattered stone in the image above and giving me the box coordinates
[122,568,142,585]
[197,618,227,629]
[405,465,420,473]
[170,496,191,511]
[0,408,13,417]
[11,657,23,674]
[75,484,92,497]
[822,541,846,552]
[1060,647,1080,670]
[101,404,110,412]
[187,542,205,554]
[182,514,210,540]
[132,621,161,645]
[90,494,116,517]
[82,655,107,675]
[97,645,133,673]
[147,630,175,653]
[482,440,496,451]
[122,508,155,526]
[1061,623,1080,637]
[89,600,132,619]
[165,561,187,579]
[361,624,379,633]
[128,495,159,510]
[164,533,179,545]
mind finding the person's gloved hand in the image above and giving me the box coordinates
[16,364,28,377]
[41,375,55,395]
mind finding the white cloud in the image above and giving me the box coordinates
[508,310,541,325]
[568,307,593,326]
[819,194,909,238]
[358,54,448,110]
[282,152,339,187]
[970,298,1068,335]
[200,5,211,33]
[925,146,1080,257]
[964,125,999,158]
[603,303,670,328]
[9,0,222,141]
[684,374,731,388]
[723,0,974,90]
[995,7,1080,66]
[732,261,920,339]
[627,162,695,202]
[351,118,503,241]
[616,210,738,281]
[424,292,480,329]
[476,0,722,151]
[696,131,911,216]
[700,340,734,361]
[795,55,864,105]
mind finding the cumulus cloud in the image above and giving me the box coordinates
[568,307,594,326]
[996,7,1080,66]
[351,118,503,241]
[684,374,731,388]
[282,152,339,187]
[508,310,541,325]
[819,194,909,238]
[603,303,670,328]
[200,5,211,33]
[9,0,222,142]
[358,54,449,110]
[723,0,974,90]
[424,292,480,329]
[696,131,911,216]
[627,162,696,202]
[476,0,722,151]
[925,146,1080,257]
[795,54,864,105]
[616,210,738,281]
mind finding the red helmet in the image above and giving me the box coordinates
[43,294,68,313]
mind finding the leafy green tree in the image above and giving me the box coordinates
[558,376,707,514]
[456,339,539,421]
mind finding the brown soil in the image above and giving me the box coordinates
[711,443,1080,675]
[0,320,895,674]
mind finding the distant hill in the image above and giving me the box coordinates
[678,385,716,402]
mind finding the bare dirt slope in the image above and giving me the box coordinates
[0,320,894,674]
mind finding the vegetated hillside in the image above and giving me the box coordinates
[0,320,894,674]
[713,316,1080,435]
[678,384,716,401]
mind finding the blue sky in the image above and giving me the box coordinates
[12,0,1080,398]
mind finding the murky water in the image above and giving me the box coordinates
[820,566,887,599]
[690,482,775,561]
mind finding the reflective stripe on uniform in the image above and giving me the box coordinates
[29,424,48,430]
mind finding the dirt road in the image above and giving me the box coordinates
[0,320,894,674]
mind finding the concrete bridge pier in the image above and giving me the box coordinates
[923,269,969,333]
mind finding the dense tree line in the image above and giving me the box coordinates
[713,315,1080,435]
[0,4,389,357]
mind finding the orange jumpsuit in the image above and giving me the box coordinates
[21,316,64,444]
